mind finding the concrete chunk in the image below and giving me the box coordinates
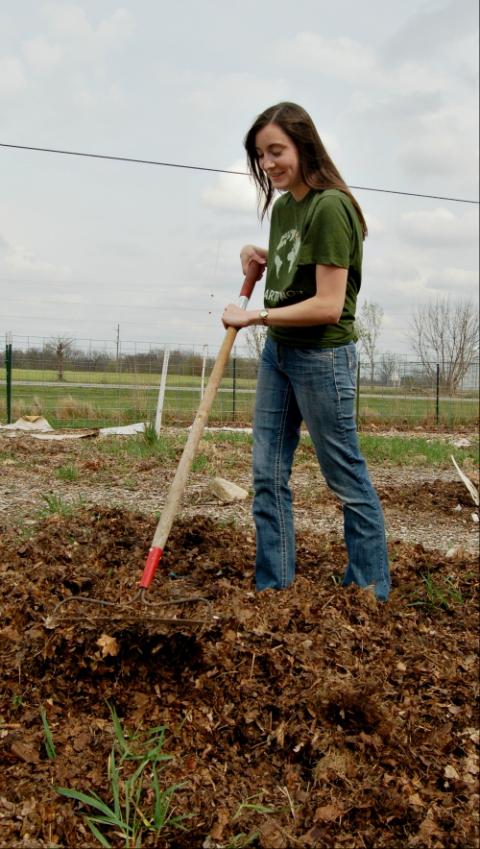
[211,476,249,503]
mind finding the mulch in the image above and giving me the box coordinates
[0,506,478,848]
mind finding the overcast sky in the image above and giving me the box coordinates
[0,0,478,356]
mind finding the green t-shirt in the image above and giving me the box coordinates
[264,188,363,347]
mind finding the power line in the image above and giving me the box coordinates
[1,142,478,205]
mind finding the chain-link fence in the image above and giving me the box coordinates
[1,334,478,430]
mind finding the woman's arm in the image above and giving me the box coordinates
[222,264,347,329]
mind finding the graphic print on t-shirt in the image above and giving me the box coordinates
[272,228,301,278]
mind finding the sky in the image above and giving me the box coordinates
[0,0,478,357]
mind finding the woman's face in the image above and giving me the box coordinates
[255,123,309,200]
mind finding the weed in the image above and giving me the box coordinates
[223,832,260,848]
[56,704,188,848]
[408,572,464,611]
[192,453,209,473]
[40,706,57,760]
[39,494,84,517]
[232,795,280,820]
[142,421,159,446]
[56,464,79,482]
[358,434,479,467]
[56,396,96,422]
[11,694,24,709]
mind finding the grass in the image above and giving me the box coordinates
[1,383,256,429]
[2,371,478,429]
[408,572,465,611]
[40,706,57,760]
[39,494,85,517]
[11,366,257,390]
[358,393,478,428]
[357,434,479,466]
[56,704,188,849]
[92,429,478,472]
[56,464,79,481]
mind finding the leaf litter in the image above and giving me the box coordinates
[0,498,478,849]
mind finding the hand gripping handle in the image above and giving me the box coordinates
[239,260,263,299]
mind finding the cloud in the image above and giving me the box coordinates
[0,56,27,97]
[383,0,478,64]
[424,267,479,294]
[184,71,287,115]
[72,76,124,109]
[21,37,63,72]
[398,207,479,248]
[396,101,478,182]
[42,4,133,51]
[96,9,134,51]
[202,161,257,216]
[363,212,387,238]
[0,231,71,280]
[272,32,377,83]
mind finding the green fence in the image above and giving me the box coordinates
[1,336,478,430]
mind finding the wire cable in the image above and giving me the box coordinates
[1,142,478,205]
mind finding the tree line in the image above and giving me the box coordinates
[3,297,478,393]
[356,297,478,393]
[1,339,260,381]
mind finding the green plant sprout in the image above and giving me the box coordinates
[408,571,464,611]
[40,706,57,760]
[56,464,79,481]
[56,704,188,848]
[39,494,85,517]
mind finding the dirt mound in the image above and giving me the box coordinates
[0,507,478,848]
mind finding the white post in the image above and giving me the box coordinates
[154,346,170,434]
[200,344,208,400]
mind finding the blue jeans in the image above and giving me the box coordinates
[252,337,390,601]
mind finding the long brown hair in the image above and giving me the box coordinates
[244,101,368,238]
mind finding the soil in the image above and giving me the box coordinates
[0,432,479,849]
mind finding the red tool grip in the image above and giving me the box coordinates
[239,260,263,298]
[139,546,163,588]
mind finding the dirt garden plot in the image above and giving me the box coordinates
[0,432,478,848]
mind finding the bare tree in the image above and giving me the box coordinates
[378,352,401,386]
[45,336,75,381]
[408,298,479,394]
[356,301,384,384]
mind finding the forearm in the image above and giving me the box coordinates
[223,264,347,330]
[222,296,342,330]
[259,295,342,327]
[260,264,347,327]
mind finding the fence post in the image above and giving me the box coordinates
[5,332,13,424]
[356,354,361,428]
[232,350,237,421]
[154,346,170,434]
[436,364,440,426]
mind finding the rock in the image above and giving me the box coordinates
[451,437,471,448]
[210,477,249,503]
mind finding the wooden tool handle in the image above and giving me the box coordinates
[140,261,264,589]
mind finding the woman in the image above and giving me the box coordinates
[222,102,390,601]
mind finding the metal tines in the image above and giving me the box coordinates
[44,590,212,628]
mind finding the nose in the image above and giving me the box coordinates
[262,153,276,172]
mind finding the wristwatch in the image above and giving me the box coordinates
[259,309,269,326]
